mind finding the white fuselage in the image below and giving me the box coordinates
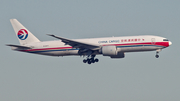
[15,35,171,56]
[8,19,172,64]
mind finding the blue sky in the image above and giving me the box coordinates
[0,0,179,101]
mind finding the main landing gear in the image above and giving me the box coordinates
[83,55,99,64]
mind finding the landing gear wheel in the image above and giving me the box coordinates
[83,59,87,63]
[155,49,161,58]
[95,58,99,62]
[82,55,99,64]
[155,55,159,58]
[87,60,91,64]
[91,60,95,63]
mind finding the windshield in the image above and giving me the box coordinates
[163,39,169,41]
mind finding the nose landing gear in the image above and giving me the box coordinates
[155,54,159,58]
[155,49,161,58]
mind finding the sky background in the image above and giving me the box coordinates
[0,0,179,101]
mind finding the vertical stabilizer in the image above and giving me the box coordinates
[10,19,40,45]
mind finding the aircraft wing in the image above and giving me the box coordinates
[6,44,31,49]
[47,34,100,50]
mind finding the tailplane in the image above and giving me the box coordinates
[10,19,40,45]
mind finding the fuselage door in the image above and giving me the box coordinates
[151,38,156,45]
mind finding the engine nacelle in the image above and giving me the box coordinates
[101,46,117,56]
[100,46,125,58]
[110,52,124,58]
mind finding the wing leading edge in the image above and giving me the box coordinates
[47,34,100,50]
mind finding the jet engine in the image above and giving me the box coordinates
[100,46,125,58]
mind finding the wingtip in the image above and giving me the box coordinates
[10,19,17,21]
[46,34,54,36]
[6,44,10,46]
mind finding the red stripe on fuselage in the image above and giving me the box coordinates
[21,46,73,52]
[20,41,169,52]
[103,42,169,47]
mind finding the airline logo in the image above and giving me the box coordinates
[17,29,28,40]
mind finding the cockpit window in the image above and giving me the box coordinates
[163,39,169,41]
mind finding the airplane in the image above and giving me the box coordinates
[6,19,172,64]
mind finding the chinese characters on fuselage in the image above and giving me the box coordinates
[98,38,145,43]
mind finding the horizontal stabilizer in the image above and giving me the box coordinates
[6,44,31,49]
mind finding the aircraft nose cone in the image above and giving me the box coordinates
[169,41,172,46]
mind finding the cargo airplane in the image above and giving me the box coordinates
[7,19,172,64]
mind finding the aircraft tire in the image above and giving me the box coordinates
[155,55,159,58]
[83,59,87,63]
[88,61,91,64]
[95,58,99,62]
